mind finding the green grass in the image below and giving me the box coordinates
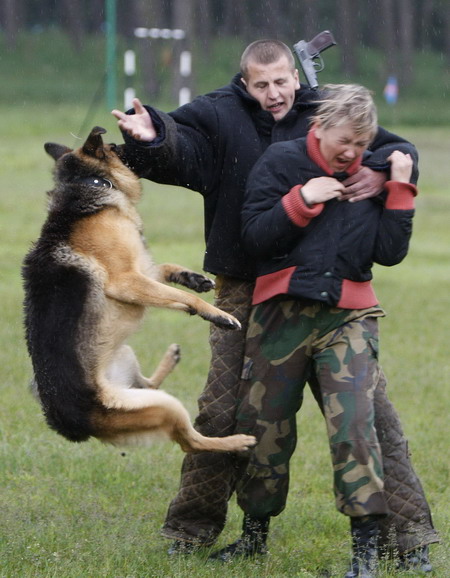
[0,106,449,576]
[1,108,449,577]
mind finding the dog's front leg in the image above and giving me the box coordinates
[105,273,241,330]
[158,263,215,293]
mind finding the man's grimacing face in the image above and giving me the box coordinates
[242,55,300,121]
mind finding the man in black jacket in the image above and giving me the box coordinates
[112,40,437,570]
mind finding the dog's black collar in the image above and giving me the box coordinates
[74,176,113,189]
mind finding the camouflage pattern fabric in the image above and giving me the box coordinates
[161,279,438,552]
[235,298,390,519]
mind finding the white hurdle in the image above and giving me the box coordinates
[124,49,136,110]
[124,27,191,109]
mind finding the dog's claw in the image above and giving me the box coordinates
[215,315,241,331]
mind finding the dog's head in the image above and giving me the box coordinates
[44,126,141,204]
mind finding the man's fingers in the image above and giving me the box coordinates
[346,191,374,203]
[348,193,373,203]
[111,108,127,121]
[111,98,146,120]
[342,183,364,196]
[338,188,367,202]
[132,98,146,114]
[342,175,358,187]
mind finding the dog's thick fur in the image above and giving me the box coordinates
[22,126,256,453]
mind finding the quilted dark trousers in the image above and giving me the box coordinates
[161,278,439,552]
[373,373,439,553]
[161,277,253,545]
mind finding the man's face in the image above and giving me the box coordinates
[242,56,300,121]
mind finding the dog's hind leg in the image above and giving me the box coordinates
[146,343,181,389]
[106,344,180,389]
[96,389,256,453]
[170,420,257,454]
[159,398,257,453]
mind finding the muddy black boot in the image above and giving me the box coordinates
[208,514,270,562]
[398,545,433,573]
[344,516,380,578]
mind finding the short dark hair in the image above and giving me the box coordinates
[240,40,295,80]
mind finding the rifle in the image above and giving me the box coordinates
[293,30,337,90]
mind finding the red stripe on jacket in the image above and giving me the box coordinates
[253,270,379,308]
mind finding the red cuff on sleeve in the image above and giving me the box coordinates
[385,181,417,210]
[282,185,324,227]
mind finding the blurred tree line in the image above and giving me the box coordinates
[1,0,449,98]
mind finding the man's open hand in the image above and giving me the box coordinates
[112,98,157,142]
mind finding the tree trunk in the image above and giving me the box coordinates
[195,0,213,53]
[60,0,85,52]
[443,3,450,65]
[88,0,105,33]
[132,0,165,101]
[171,0,195,104]
[256,0,280,38]
[337,0,359,77]
[302,0,320,38]
[222,2,240,36]
[420,0,435,49]
[398,0,415,86]
[1,0,21,49]
[379,0,397,76]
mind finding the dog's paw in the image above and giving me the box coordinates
[187,273,215,293]
[223,434,257,452]
[167,343,181,365]
[213,313,241,331]
[171,271,215,293]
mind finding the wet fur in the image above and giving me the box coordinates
[22,126,256,453]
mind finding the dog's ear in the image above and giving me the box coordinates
[82,126,107,159]
[45,143,72,161]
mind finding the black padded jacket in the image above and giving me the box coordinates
[242,131,417,308]
[118,74,418,281]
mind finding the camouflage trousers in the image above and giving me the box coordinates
[161,278,438,552]
[235,298,390,519]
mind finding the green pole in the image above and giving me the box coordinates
[105,0,117,109]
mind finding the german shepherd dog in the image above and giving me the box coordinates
[22,126,256,454]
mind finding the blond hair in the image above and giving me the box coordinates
[240,40,295,80]
[313,84,378,140]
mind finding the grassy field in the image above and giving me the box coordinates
[0,102,449,578]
